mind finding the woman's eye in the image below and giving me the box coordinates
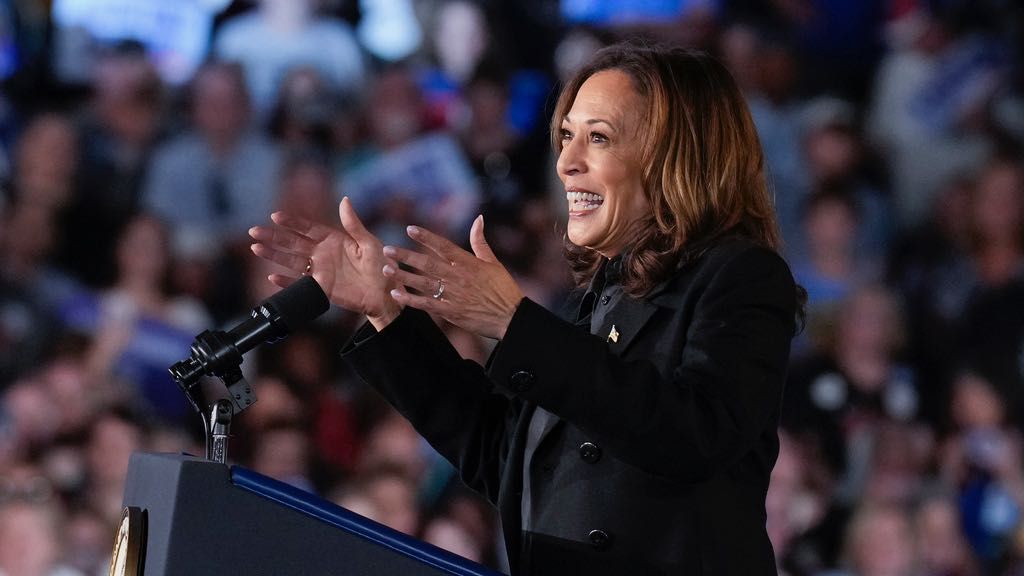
[590,132,608,143]
[560,129,572,141]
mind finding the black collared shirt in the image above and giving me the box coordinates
[583,257,625,335]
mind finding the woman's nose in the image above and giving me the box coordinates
[557,138,586,176]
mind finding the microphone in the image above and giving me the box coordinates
[169,276,330,386]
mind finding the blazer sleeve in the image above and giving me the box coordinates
[340,308,515,505]
[487,245,796,483]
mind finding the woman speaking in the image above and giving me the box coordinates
[250,43,802,575]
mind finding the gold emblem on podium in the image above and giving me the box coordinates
[109,506,145,576]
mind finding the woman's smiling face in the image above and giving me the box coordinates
[557,69,650,258]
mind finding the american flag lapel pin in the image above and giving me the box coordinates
[607,324,619,343]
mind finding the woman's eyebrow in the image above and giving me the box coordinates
[562,116,618,131]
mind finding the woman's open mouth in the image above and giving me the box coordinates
[567,190,604,214]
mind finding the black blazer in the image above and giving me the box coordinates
[342,237,797,575]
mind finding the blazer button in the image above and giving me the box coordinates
[588,529,612,550]
[579,442,602,463]
[509,370,535,393]
[600,295,611,305]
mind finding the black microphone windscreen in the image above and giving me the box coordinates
[265,276,331,331]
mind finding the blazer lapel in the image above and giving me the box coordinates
[597,295,660,356]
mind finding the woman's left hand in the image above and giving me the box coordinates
[383,215,524,340]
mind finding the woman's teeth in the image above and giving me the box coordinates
[567,191,604,211]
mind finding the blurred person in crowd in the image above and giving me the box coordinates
[767,431,835,576]
[339,65,480,245]
[1,380,61,464]
[459,58,547,220]
[10,113,78,211]
[887,172,976,427]
[428,0,492,88]
[961,156,1024,290]
[913,489,980,576]
[252,43,802,574]
[355,408,428,484]
[513,199,575,309]
[784,284,918,504]
[276,149,338,226]
[0,467,81,576]
[742,27,810,256]
[258,330,360,477]
[829,503,916,576]
[266,67,343,154]
[332,462,421,536]
[0,202,65,386]
[955,156,1024,424]
[417,0,493,129]
[789,189,880,352]
[940,371,1024,570]
[866,0,1010,229]
[81,407,146,526]
[60,214,209,423]
[2,112,84,304]
[33,349,107,442]
[61,507,111,576]
[248,421,315,492]
[62,43,165,288]
[213,0,365,115]
[859,421,933,507]
[800,97,891,262]
[142,61,280,245]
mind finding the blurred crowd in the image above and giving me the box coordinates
[0,0,1022,574]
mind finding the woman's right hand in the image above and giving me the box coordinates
[249,197,402,329]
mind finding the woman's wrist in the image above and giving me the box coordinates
[367,304,402,332]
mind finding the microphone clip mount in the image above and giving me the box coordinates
[170,332,259,465]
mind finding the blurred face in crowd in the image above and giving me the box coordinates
[805,125,860,183]
[434,0,489,83]
[557,70,649,258]
[847,506,915,576]
[367,69,423,149]
[951,373,1004,430]
[837,286,903,359]
[116,215,169,286]
[193,65,250,147]
[15,114,78,208]
[251,427,310,483]
[972,161,1023,245]
[0,501,61,576]
[93,53,162,146]
[86,414,143,486]
[2,203,58,270]
[804,195,857,255]
[915,497,972,574]
[278,161,336,225]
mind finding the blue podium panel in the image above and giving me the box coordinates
[122,452,505,576]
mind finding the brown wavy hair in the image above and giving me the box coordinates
[553,42,782,296]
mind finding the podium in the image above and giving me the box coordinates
[119,452,504,576]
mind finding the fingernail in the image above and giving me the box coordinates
[383,246,397,257]
[382,264,395,275]
[248,226,257,236]
[390,289,402,299]
[407,225,420,237]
